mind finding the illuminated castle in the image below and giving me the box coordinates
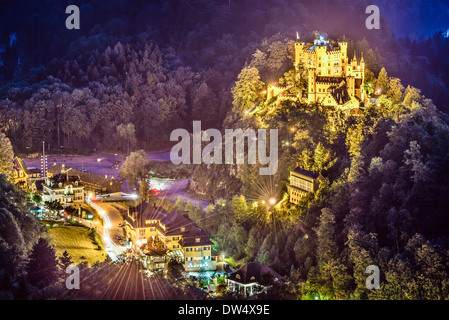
[295,35,365,111]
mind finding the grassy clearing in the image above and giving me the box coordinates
[48,226,106,266]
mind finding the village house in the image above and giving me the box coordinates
[124,201,216,272]
[12,157,28,190]
[47,164,122,196]
[42,170,85,208]
[287,166,325,204]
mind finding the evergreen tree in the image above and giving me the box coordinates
[58,250,74,271]
[376,67,390,94]
[0,133,14,178]
[231,194,248,221]
[26,238,59,289]
[232,67,264,115]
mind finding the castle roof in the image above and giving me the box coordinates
[329,83,351,105]
[125,201,213,247]
[306,43,338,53]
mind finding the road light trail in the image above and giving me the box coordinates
[87,198,122,261]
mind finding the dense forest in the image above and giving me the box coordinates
[1,0,448,154]
[1,0,449,300]
[177,42,449,298]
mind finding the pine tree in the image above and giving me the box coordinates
[58,250,74,271]
[231,194,248,221]
[0,133,14,178]
[231,67,264,114]
[376,67,390,94]
[26,238,59,289]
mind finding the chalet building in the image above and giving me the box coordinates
[42,171,84,208]
[47,164,122,195]
[227,261,285,297]
[12,157,28,190]
[124,201,216,272]
[26,167,41,179]
[287,167,324,204]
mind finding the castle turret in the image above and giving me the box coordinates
[351,51,357,66]
[339,41,348,75]
[307,68,316,102]
[295,42,305,69]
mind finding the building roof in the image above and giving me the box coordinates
[228,261,285,285]
[47,173,83,189]
[163,211,213,246]
[26,168,41,175]
[329,83,351,105]
[125,201,168,228]
[292,167,320,179]
[13,157,26,175]
[125,202,213,247]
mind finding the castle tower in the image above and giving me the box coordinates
[340,41,348,62]
[307,68,316,102]
[295,42,305,69]
[351,51,357,67]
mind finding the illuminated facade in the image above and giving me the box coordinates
[12,157,28,190]
[47,164,122,195]
[42,171,85,208]
[124,201,216,271]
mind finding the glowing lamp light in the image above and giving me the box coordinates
[269,198,276,205]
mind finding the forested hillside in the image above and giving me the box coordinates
[179,34,449,299]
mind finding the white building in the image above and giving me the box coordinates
[42,171,84,208]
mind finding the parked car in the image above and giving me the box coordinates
[117,236,122,241]
[112,160,120,169]
[118,223,123,227]
[80,167,87,172]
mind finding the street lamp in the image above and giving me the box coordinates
[269,198,276,205]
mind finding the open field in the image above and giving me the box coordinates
[48,226,107,266]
